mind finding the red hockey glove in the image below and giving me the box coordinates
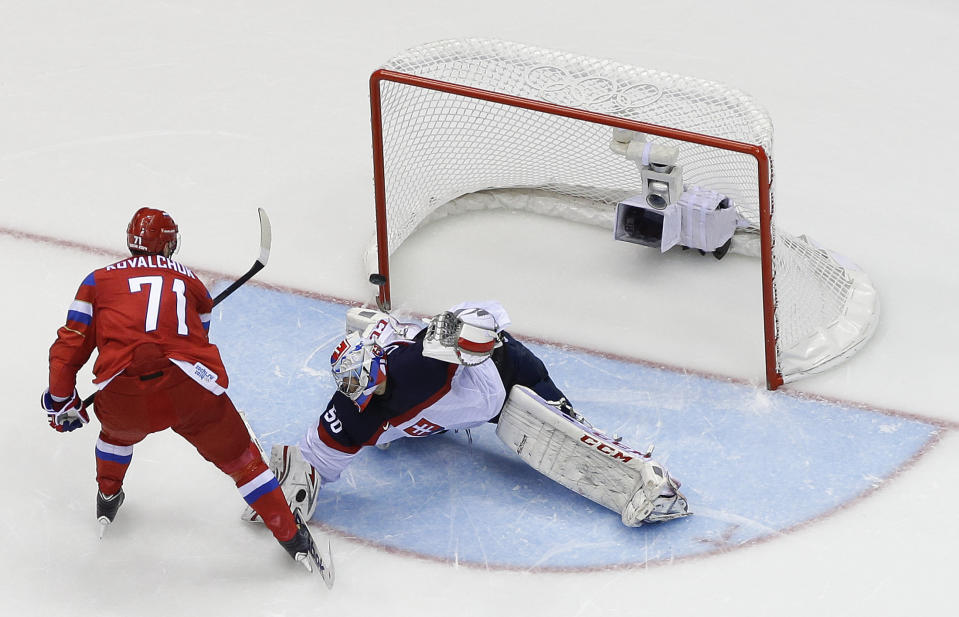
[41,388,90,432]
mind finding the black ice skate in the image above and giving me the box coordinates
[278,510,334,588]
[96,489,125,539]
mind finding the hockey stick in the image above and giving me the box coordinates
[212,207,272,305]
[81,208,272,409]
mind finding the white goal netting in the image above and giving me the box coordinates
[368,38,878,387]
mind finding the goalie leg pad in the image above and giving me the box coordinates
[242,445,321,523]
[496,386,689,526]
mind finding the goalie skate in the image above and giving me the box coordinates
[629,461,690,524]
[645,471,689,523]
[242,444,321,523]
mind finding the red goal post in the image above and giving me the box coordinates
[366,39,878,390]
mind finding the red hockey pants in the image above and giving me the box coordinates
[93,367,297,542]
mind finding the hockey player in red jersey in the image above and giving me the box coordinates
[42,207,319,570]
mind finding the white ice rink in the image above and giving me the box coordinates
[2,1,957,615]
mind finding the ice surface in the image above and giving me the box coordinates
[219,285,941,569]
[2,1,958,616]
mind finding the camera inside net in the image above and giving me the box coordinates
[610,129,741,259]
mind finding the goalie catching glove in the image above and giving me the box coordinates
[422,306,504,366]
[41,388,90,432]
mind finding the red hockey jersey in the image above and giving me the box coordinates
[48,255,230,397]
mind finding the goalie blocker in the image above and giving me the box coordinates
[496,386,689,526]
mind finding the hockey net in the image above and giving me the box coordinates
[367,39,878,389]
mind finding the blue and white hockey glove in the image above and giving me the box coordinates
[41,388,90,432]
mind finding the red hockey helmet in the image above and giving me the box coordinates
[126,207,179,256]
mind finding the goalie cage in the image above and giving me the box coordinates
[366,38,879,389]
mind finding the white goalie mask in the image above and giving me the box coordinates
[422,308,502,366]
[330,330,386,409]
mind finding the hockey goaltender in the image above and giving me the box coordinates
[245,301,690,529]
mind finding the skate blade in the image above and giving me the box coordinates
[97,516,111,539]
[295,539,334,588]
[294,552,315,573]
[295,552,336,589]
[318,539,335,589]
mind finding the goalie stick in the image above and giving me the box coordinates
[81,207,272,409]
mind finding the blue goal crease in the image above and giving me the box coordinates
[212,283,941,570]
